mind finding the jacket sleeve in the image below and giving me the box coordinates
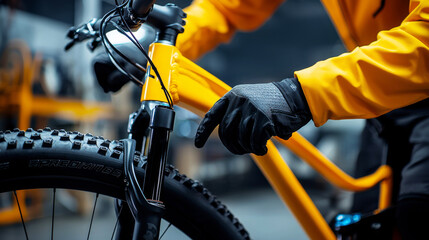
[176,0,284,61]
[295,0,429,127]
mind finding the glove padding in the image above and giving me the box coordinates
[195,78,312,156]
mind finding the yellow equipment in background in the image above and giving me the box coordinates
[0,40,113,224]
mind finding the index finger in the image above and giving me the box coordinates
[195,97,229,148]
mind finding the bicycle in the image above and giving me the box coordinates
[0,1,395,239]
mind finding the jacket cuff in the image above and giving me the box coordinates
[294,66,328,127]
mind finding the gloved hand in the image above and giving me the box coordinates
[194,78,312,156]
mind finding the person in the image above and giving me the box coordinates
[175,0,429,239]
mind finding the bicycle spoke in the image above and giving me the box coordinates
[51,188,56,240]
[13,191,29,240]
[159,222,172,240]
[87,193,99,240]
[110,204,123,240]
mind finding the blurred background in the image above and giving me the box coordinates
[0,0,365,239]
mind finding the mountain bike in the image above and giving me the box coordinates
[0,1,395,239]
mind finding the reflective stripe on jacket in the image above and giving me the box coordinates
[177,0,429,126]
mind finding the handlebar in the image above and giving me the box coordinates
[65,0,157,51]
[65,2,186,94]
[65,3,185,51]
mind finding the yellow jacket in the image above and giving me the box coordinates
[176,0,429,126]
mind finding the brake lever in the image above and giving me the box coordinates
[65,18,100,51]
[87,37,102,52]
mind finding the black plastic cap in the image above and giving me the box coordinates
[150,106,175,130]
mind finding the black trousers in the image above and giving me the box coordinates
[351,98,429,239]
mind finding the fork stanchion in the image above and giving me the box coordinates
[143,105,175,201]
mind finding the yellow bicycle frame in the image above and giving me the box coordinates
[141,42,393,240]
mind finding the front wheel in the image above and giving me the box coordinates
[0,128,250,239]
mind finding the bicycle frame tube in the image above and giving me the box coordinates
[141,42,393,240]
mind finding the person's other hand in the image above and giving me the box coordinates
[195,78,312,156]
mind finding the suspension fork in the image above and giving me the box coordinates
[116,101,175,240]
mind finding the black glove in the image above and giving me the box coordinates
[194,78,312,156]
